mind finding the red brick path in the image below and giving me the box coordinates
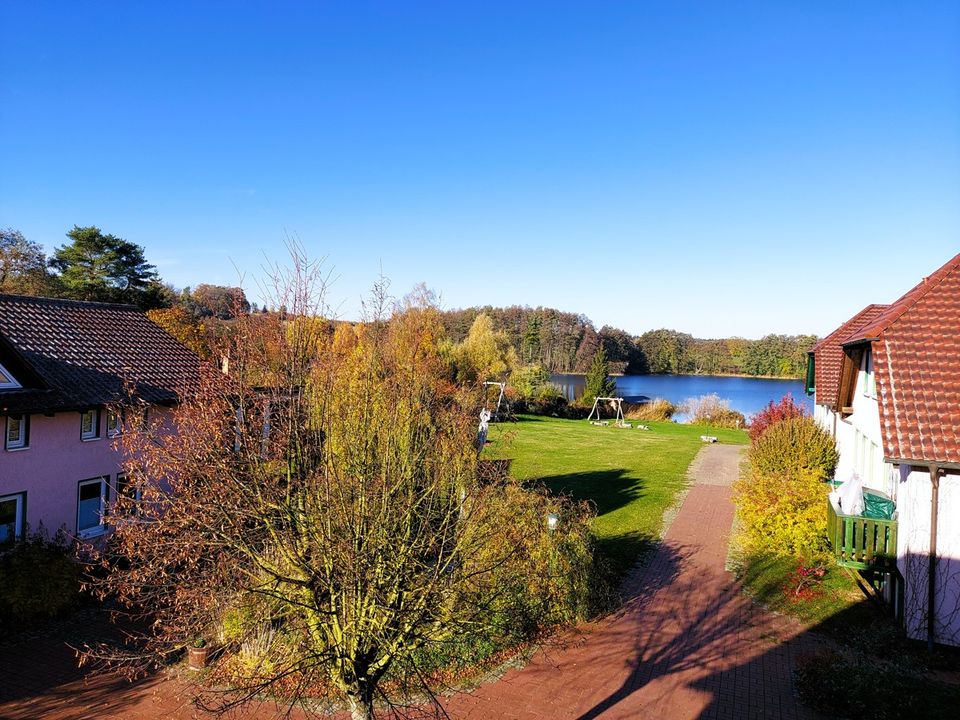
[0,445,824,719]
[439,444,823,719]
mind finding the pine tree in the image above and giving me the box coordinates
[583,345,616,405]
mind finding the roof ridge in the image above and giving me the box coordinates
[854,252,960,340]
[0,294,141,311]
[811,303,889,352]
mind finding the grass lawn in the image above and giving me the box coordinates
[483,415,747,579]
[733,551,875,630]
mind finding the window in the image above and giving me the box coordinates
[80,409,100,440]
[77,477,108,536]
[0,362,21,390]
[5,414,28,450]
[864,351,877,398]
[114,473,141,515]
[106,410,122,437]
[0,492,25,544]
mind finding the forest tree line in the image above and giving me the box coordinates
[2,226,815,379]
[439,306,817,379]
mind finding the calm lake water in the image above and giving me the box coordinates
[551,373,811,422]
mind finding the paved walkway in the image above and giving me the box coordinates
[440,444,823,719]
[0,444,824,720]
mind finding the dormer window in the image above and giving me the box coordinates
[0,362,21,390]
[80,409,101,440]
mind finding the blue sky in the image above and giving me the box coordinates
[1,2,958,338]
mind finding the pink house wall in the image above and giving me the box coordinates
[0,407,173,540]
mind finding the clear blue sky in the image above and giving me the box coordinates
[2,2,958,338]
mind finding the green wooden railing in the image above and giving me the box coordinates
[827,497,898,570]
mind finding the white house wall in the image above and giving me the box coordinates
[829,353,889,496]
[897,466,960,646]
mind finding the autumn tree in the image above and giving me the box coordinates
[145,306,211,358]
[448,312,517,384]
[0,228,59,296]
[87,257,592,720]
[50,225,160,307]
[185,283,250,319]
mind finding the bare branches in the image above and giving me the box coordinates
[87,253,595,720]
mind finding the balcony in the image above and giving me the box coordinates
[826,494,898,571]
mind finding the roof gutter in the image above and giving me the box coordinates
[886,457,960,472]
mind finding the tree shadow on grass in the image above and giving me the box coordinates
[535,469,645,518]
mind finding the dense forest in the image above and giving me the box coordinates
[440,306,817,379]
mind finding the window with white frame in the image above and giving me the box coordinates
[77,477,108,536]
[80,409,100,440]
[114,473,142,515]
[0,362,22,390]
[106,410,122,437]
[0,492,25,544]
[5,414,28,450]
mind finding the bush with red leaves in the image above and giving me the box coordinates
[748,393,808,443]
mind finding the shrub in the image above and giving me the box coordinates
[748,393,808,443]
[735,417,839,559]
[682,394,746,429]
[749,416,838,480]
[509,364,552,399]
[0,526,83,629]
[624,398,676,422]
[509,364,568,416]
[796,649,960,719]
[461,481,597,641]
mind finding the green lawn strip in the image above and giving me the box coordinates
[732,527,960,716]
[734,551,872,629]
[484,415,747,578]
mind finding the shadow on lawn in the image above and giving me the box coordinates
[535,468,645,518]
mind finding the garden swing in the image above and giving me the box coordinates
[586,396,631,428]
[482,381,508,419]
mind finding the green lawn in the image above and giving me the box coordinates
[483,415,747,578]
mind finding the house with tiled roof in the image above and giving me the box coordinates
[0,295,200,544]
[808,252,960,647]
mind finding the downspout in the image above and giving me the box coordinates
[928,464,941,651]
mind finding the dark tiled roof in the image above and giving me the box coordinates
[812,304,889,409]
[864,253,960,465]
[0,295,201,414]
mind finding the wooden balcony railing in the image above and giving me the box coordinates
[827,496,898,571]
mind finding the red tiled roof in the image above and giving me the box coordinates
[861,253,960,465]
[0,295,201,414]
[812,304,889,409]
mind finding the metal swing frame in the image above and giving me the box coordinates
[586,396,627,426]
[482,381,507,418]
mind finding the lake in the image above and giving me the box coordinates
[551,373,811,421]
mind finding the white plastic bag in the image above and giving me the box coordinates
[831,472,865,516]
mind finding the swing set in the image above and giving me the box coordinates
[586,396,631,428]
[482,381,509,420]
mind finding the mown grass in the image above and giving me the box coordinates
[484,415,747,579]
[734,551,873,629]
